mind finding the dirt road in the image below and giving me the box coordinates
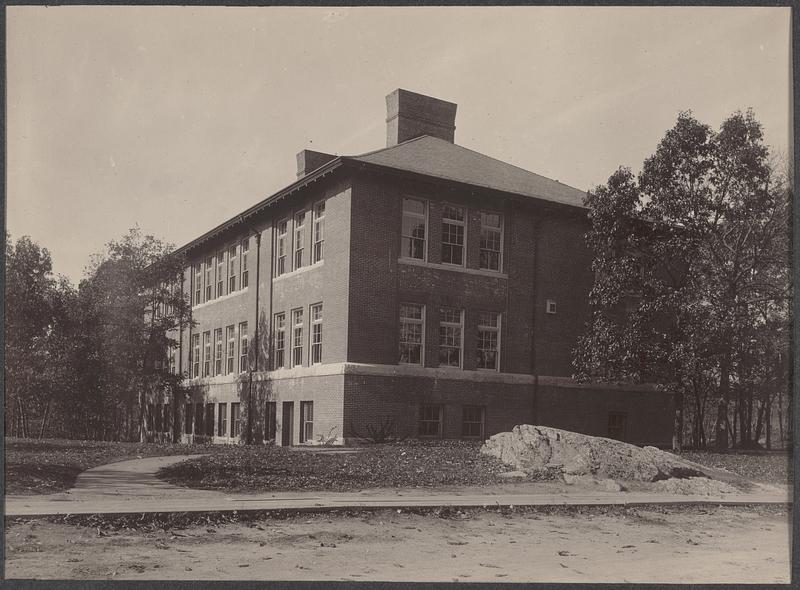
[5,505,789,583]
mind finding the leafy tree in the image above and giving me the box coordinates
[575,110,790,450]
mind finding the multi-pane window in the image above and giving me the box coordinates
[480,212,503,271]
[419,404,443,437]
[462,406,486,438]
[300,401,314,443]
[291,309,304,367]
[202,331,211,377]
[228,245,237,292]
[214,328,223,375]
[310,303,323,364]
[216,251,225,297]
[217,403,228,437]
[439,307,463,368]
[205,403,215,437]
[194,265,202,305]
[189,333,199,376]
[205,257,213,301]
[477,311,501,371]
[274,313,286,369]
[399,303,425,365]
[231,402,241,437]
[276,220,288,276]
[240,239,249,288]
[294,211,305,269]
[312,201,325,263]
[401,198,427,260]
[226,325,235,374]
[239,322,248,373]
[441,204,465,266]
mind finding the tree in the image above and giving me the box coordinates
[575,110,790,451]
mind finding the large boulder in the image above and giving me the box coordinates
[481,425,708,482]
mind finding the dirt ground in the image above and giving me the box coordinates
[5,505,790,583]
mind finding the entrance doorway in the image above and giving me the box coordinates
[281,402,294,446]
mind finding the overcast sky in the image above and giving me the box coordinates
[7,6,791,283]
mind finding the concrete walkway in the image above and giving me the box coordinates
[5,455,791,518]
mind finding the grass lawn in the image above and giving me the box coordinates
[5,438,223,496]
[158,440,508,492]
[679,450,792,486]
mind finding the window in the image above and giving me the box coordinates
[194,402,204,435]
[480,212,503,271]
[608,413,627,441]
[399,303,425,365]
[228,245,237,292]
[214,328,223,375]
[462,406,486,438]
[546,299,557,314]
[300,401,314,443]
[276,219,288,276]
[274,313,286,369]
[217,403,228,437]
[312,201,325,263]
[291,309,304,367]
[441,204,465,265]
[477,312,501,371]
[240,238,249,288]
[439,307,463,368]
[205,257,213,301]
[202,331,211,377]
[310,303,322,364]
[239,322,248,373]
[226,325,235,374]
[419,404,443,437]
[205,403,214,436]
[401,198,427,260]
[265,401,277,442]
[184,403,193,434]
[216,250,225,297]
[231,402,241,437]
[194,265,202,305]
[294,211,305,269]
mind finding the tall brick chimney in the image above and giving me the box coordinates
[386,89,457,147]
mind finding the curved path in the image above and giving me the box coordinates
[6,455,791,518]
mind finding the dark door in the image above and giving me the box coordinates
[281,402,294,446]
[266,402,277,443]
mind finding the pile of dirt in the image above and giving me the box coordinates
[653,477,740,496]
[481,425,711,483]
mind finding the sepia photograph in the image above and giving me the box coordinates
[4,4,794,584]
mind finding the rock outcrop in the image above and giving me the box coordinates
[481,425,709,483]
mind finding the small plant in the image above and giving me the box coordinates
[350,417,403,444]
[317,426,339,446]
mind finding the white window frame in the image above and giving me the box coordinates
[477,311,501,371]
[191,333,200,378]
[300,401,314,443]
[239,322,248,373]
[441,203,466,266]
[310,303,323,365]
[291,308,304,367]
[240,238,249,288]
[202,331,211,377]
[214,328,223,375]
[228,245,237,292]
[274,313,286,369]
[399,303,425,365]
[204,257,213,301]
[218,402,228,437]
[479,211,504,272]
[438,307,464,368]
[546,299,557,314]
[276,219,288,277]
[225,325,235,374]
[312,201,325,264]
[194,265,202,306]
[400,197,427,261]
[231,402,241,437]
[294,211,305,270]
[216,250,225,298]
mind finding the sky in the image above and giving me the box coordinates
[7,6,792,283]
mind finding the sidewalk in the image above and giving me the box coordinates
[5,455,791,518]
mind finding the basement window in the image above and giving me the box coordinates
[462,405,486,438]
[546,299,557,314]
[419,404,443,437]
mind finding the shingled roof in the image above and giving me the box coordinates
[346,135,587,208]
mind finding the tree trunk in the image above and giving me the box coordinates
[672,388,684,452]
[765,397,772,450]
[715,355,731,450]
[777,393,784,448]
[38,397,52,439]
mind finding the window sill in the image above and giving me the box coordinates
[398,257,507,279]
[192,287,248,311]
[274,261,324,282]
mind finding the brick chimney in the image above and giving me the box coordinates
[386,89,457,147]
[296,149,337,178]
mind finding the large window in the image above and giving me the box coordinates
[300,401,314,443]
[214,328,223,375]
[401,198,427,260]
[216,250,225,297]
[205,403,214,436]
[205,257,213,301]
[310,303,323,364]
[217,403,228,437]
[294,211,305,269]
[202,331,211,377]
[462,406,486,438]
[276,219,288,276]
[439,307,463,368]
[194,265,202,306]
[291,308,304,367]
[240,238,249,288]
[239,322,249,373]
[477,311,501,371]
[228,245,237,292]
[231,402,241,437]
[226,325,235,374]
[480,212,503,271]
[191,333,200,378]
[274,313,286,369]
[419,404,443,437]
[312,201,325,263]
[441,204,465,265]
[399,303,425,365]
